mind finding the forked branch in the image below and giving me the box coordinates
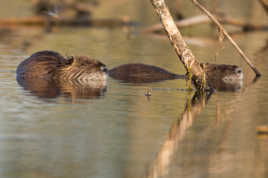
[191,0,261,77]
[150,0,206,90]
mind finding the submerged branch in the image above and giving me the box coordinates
[0,16,135,28]
[191,0,261,77]
[144,15,209,33]
[144,15,268,33]
[259,0,268,15]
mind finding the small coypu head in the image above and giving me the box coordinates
[202,63,244,91]
[58,56,108,86]
[221,66,243,84]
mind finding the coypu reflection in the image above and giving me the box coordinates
[17,76,107,99]
[16,50,244,99]
[16,51,107,99]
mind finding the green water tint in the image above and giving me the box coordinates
[0,0,268,178]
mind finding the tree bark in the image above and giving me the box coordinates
[150,0,206,90]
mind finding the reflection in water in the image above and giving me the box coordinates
[16,75,107,100]
[145,91,212,178]
[1,0,268,178]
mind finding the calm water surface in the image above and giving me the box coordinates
[0,0,268,178]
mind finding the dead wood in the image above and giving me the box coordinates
[144,15,209,33]
[150,0,206,90]
[257,125,268,134]
[144,15,268,33]
[259,0,268,14]
[0,16,134,28]
[148,33,217,46]
[191,0,261,77]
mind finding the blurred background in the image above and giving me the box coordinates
[0,0,268,178]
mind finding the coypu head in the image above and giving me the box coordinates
[58,56,108,87]
[202,63,244,91]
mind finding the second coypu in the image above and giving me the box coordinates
[108,63,184,83]
[16,50,243,92]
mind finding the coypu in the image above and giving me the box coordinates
[16,50,183,85]
[16,51,107,99]
[16,50,244,99]
[201,63,243,91]
[17,50,108,86]
[108,63,184,83]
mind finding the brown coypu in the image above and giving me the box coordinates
[16,50,183,85]
[201,63,243,91]
[16,50,244,98]
[108,63,185,83]
[17,50,108,86]
[16,51,107,99]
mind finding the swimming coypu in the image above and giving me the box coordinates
[16,50,243,96]
[108,63,184,83]
[201,63,243,91]
[17,50,108,86]
[16,50,184,85]
[16,51,107,99]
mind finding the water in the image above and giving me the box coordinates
[0,0,268,178]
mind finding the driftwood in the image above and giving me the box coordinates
[0,16,135,28]
[191,0,261,77]
[257,126,268,135]
[259,0,268,14]
[144,15,209,33]
[150,0,206,90]
[148,33,217,46]
[144,15,268,33]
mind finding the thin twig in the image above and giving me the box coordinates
[191,0,261,77]
[259,0,268,15]
[144,15,209,33]
[144,15,268,33]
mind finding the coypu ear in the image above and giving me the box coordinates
[95,61,107,72]
[65,56,74,65]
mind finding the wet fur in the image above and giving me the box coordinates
[201,63,243,91]
[108,63,184,83]
[17,51,107,85]
[16,51,244,95]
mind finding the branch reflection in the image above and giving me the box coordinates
[145,91,212,178]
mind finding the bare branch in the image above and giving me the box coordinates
[191,0,261,77]
[150,0,206,90]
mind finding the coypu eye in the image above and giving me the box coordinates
[235,68,243,74]
[100,66,107,72]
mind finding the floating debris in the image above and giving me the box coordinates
[256,126,268,135]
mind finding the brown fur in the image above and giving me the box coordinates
[108,63,184,83]
[17,50,107,83]
[202,63,243,91]
[16,51,244,99]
